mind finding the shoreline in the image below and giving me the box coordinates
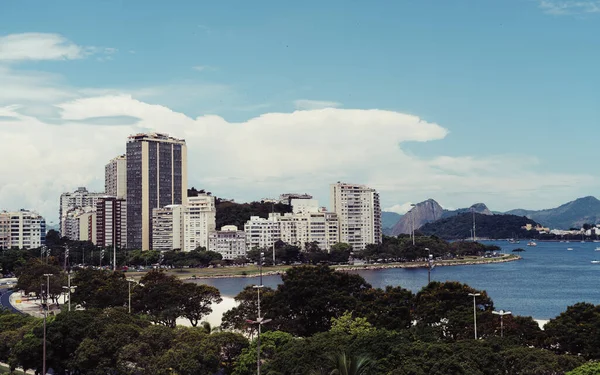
[180,254,522,280]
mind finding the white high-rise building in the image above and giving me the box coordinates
[59,187,105,235]
[105,155,127,199]
[244,215,281,250]
[152,205,184,252]
[330,182,382,251]
[243,199,339,251]
[183,194,216,251]
[63,207,96,244]
[208,225,247,260]
[1,209,46,249]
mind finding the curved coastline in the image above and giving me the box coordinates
[182,254,522,280]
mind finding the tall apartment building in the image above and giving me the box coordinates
[96,197,127,249]
[183,194,216,251]
[243,200,339,251]
[330,182,382,251]
[208,225,247,260]
[126,133,187,250]
[0,210,46,249]
[152,205,184,251]
[244,215,281,250]
[105,155,127,199]
[59,187,104,235]
[63,207,96,243]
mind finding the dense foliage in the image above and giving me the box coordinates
[420,213,540,239]
[215,198,292,230]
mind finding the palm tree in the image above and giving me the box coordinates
[310,352,372,375]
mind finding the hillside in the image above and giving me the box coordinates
[505,196,600,229]
[390,199,444,236]
[382,211,402,235]
[419,212,539,240]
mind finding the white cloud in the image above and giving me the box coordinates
[384,203,414,215]
[193,65,212,72]
[538,0,600,15]
[0,33,115,62]
[294,99,341,110]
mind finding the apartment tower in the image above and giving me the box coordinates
[330,182,382,251]
[126,133,187,250]
[105,155,127,199]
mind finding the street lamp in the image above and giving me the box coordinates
[246,252,272,375]
[62,273,77,312]
[468,293,481,340]
[425,248,433,284]
[42,273,53,375]
[492,309,512,338]
[127,278,136,314]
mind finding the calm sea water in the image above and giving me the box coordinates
[198,241,600,320]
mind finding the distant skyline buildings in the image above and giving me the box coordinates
[0,209,46,249]
[105,155,127,199]
[126,133,188,251]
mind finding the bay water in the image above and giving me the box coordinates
[198,241,600,320]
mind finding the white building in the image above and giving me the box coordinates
[59,187,105,235]
[330,182,382,251]
[63,207,96,243]
[152,205,184,252]
[208,225,247,259]
[183,194,216,251]
[105,155,127,199]
[243,200,339,251]
[244,215,281,250]
[0,210,46,249]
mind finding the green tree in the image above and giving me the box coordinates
[132,270,185,327]
[567,362,600,375]
[71,268,128,309]
[15,258,66,303]
[221,285,275,333]
[330,312,374,336]
[356,286,414,331]
[545,302,600,359]
[180,283,222,327]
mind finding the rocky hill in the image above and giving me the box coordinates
[382,212,402,235]
[390,199,445,236]
[505,196,600,230]
[441,202,493,219]
[420,213,539,240]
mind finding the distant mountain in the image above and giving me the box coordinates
[420,213,539,240]
[441,203,493,219]
[505,196,600,230]
[382,212,402,235]
[390,199,445,236]
[389,199,494,236]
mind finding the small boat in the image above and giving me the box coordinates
[567,248,574,251]
[527,241,537,247]
[595,247,600,251]
[591,260,600,264]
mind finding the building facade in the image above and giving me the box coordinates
[96,197,127,249]
[244,215,281,250]
[0,210,46,249]
[152,205,184,252]
[105,155,127,199]
[330,182,382,251]
[126,133,188,250]
[59,187,104,235]
[208,225,247,260]
[183,194,216,251]
[63,207,96,243]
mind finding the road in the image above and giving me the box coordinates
[0,288,21,314]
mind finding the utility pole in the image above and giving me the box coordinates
[472,209,476,242]
[271,203,276,265]
[62,273,77,312]
[492,310,512,338]
[127,279,135,313]
[42,273,53,375]
[247,252,271,375]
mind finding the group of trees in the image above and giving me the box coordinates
[419,213,540,240]
[8,254,600,373]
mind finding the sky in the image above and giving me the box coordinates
[0,0,599,223]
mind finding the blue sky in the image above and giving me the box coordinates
[0,0,599,221]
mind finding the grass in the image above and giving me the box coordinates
[124,254,519,280]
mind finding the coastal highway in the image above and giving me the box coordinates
[0,288,21,314]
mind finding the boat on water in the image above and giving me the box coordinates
[527,241,537,247]
[591,260,600,264]
[567,248,574,251]
[508,239,520,244]
[595,247,600,251]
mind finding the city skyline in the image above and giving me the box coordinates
[1,0,600,222]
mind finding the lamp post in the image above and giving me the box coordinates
[246,252,271,375]
[492,309,512,338]
[42,273,53,375]
[410,204,416,246]
[62,273,77,312]
[468,293,481,340]
[127,278,136,314]
[425,248,433,284]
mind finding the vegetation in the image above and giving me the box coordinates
[215,197,292,230]
[420,212,540,239]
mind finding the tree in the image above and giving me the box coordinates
[15,258,66,304]
[232,331,294,375]
[132,270,185,327]
[207,331,249,374]
[330,312,374,336]
[71,269,128,309]
[322,352,372,375]
[356,286,414,331]
[567,362,600,375]
[545,302,600,359]
[414,281,494,341]
[221,285,276,333]
[180,283,222,327]
[267,265,371,336]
